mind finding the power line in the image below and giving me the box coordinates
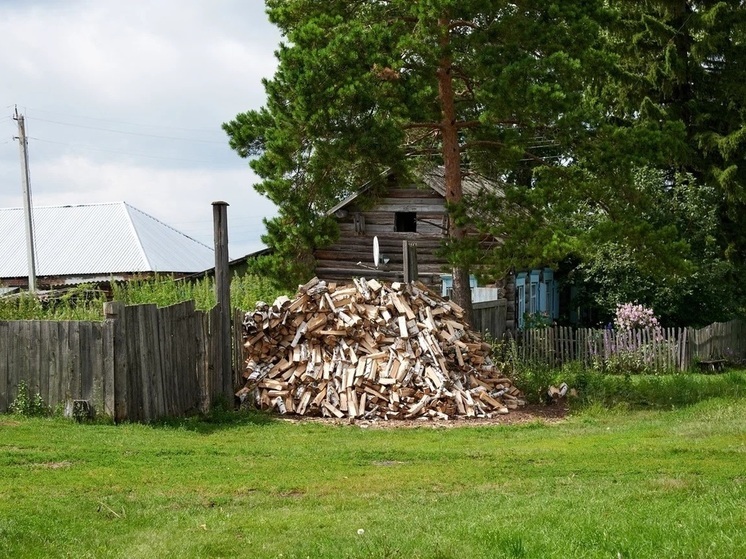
[29,116,227,144]
[29,136,227,164]
[23,106,221,134]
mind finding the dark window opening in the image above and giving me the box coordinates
[395,212,417,232]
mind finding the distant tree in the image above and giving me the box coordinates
[605,1,746,267]
[565,169,739,327]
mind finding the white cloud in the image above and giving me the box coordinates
[0,0,281,258]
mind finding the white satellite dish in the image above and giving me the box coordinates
[373,236,380,268]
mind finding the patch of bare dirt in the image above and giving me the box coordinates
[280,403,569,429]
[31,461,73,469]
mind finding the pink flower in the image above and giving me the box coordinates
[614,303,659,330]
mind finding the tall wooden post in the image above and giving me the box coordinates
[403,240,419,283]
[212,201,233,406]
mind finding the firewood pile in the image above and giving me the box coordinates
[236,277,524,420]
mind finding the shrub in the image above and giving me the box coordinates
[614,302,660,330]
[111,274,291,312]
[231,273,290,311]
[0,285,106,321]
[10,381,48,417]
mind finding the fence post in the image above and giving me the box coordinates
[212,201,233,406]
[104,301,127,422]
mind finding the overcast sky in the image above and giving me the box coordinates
[0,0,282,258]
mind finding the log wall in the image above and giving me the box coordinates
[316,189,449,287]
[315,187,512,328]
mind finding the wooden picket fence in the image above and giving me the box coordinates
[2,301,743,420]
[0,301,241,421]
[517,319,746,371]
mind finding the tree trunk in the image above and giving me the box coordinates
[437,16,473,325]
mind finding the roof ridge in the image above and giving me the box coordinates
[120,202,152,270]
[122,202,213,251]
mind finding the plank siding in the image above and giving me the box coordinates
[316,184,449,288]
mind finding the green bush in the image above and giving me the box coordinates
[10,381,48,417]
[230,273,289,311]
[110,273,290,312]
[508,357,746,410]
[110,275,215,309]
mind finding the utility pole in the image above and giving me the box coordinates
[13,106,37,294]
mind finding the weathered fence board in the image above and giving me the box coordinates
[472,299,507,340]
[517,320,746,371]
[1,307,744,418]
[38,321,51,407]
[0,322,8,411]
[208,304,222,405]
[0,301,231,421]
[233,308,246,394]
[102,316,115,417]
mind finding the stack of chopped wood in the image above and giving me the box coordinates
[236,277,524,420]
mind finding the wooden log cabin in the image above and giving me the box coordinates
[313,167,517,330]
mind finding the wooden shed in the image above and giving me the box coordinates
[313,167,516,330]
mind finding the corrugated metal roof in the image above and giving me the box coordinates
[0,202,214,278]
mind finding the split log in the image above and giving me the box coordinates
[238,278,525,420]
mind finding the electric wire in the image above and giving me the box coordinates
[22,106,220,134]
[28,136,226,165]
[29,116,226,144]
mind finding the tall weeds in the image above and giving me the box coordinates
[0,285,107,321]
[0,274,290,320]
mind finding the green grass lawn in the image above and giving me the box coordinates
[2,398,745,559]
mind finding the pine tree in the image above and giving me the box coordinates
[225,0,607,320]
[607,1,746,264]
